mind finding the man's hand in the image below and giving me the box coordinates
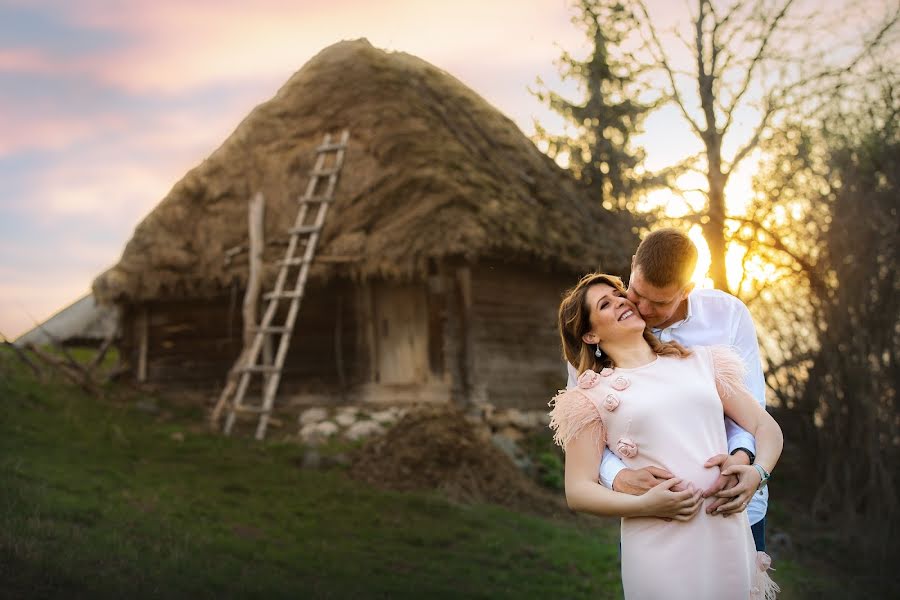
[612,466,679,496]
[702,453,750,515]
[640,478,704,522]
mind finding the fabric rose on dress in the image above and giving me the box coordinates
[599,367,614,377]
[612,376,630,391]
[577,370,601,389]
[616,437,638,458]
[602,394,620,411]
[756,552,772,571]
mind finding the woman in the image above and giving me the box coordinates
[549,273,782,599]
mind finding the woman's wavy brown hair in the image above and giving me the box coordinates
[559,272,691,375]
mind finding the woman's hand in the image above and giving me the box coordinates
[710,464,762,515]
[639,478,704,521]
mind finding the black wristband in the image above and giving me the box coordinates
[730,447,755,464]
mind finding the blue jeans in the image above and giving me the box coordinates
[751,517,766,551]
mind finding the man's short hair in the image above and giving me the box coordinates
[633,228,698,288]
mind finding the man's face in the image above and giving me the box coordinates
[626,265,692,329]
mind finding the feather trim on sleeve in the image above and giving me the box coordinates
[708,345,750,400]
[547,389,606,452]
[751,552,780,599]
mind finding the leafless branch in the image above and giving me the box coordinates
[0,331,42,377]
[720,0,795,135]
[634,0,704,135]
[24,343,99,395]
[727,216,829,295]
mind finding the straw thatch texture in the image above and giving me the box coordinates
[93,39,636,303]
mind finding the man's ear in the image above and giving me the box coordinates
[682,281,696,297]
[582,332,599,345]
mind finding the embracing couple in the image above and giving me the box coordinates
[549,228,782,599]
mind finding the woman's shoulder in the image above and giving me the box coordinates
[548,383,607,451]
[691,344,744,367]
[689,345,748,397]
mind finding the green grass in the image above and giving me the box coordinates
[0,347,827,598]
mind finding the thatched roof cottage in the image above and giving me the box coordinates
[93,39,637,409]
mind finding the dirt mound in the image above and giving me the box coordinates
[349,405,566,516]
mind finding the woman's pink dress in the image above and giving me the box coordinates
[549,346,777,600]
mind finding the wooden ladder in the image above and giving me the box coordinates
[212,130,350,439]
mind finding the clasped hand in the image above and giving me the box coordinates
[612,454,760,520]
[611,467,703,521]
[700,453,761,516]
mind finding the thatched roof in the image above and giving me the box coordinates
[93,39,637,304]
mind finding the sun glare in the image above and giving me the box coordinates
[688,226,714,288]
[689,226,779,295]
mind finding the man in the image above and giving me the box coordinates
[566,228,769,551]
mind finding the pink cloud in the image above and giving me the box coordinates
[0,0,586,343]
[34,0,577,95]
[0,49,56,73]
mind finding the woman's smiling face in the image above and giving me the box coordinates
[581,282,646,347]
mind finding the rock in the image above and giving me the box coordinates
[518,411,544,429]
[497,425,525,442]
[298,407,329,426]
[505,408,527,428]
[335,412,357,427]
[370,409,398,425]
[464,413,484,427]
[170,431,185,442]
[298,423,320,444]
[490,409,512,428]
[345,420,386,441]
[299,420,339,445]
[314,421,339,437]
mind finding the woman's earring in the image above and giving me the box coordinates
[595,345,603,358]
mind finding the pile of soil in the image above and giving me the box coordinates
[349,405,566,517]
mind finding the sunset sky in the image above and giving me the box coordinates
[0,0,878,339]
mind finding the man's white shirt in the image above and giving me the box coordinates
[565,288,768,525]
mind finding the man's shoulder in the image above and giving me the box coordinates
[691,288,748,312]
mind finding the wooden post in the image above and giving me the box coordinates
[334,294,346,400]
[456,266,475,406]
[243,192,265,348]
[136,306,148,382]
[360,282,378,383]
[212,192,266,426]
[426,272,447,380]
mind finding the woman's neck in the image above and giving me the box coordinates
[604,336,657,369]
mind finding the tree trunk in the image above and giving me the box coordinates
[704,171,729,292]
[702,130,730,292]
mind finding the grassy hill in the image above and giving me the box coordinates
[0,348,828,598]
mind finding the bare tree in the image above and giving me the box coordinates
[634,0,898,291]
[735,72,899,574]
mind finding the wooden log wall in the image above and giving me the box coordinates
[120,279,365,396]
[469,264,574,409]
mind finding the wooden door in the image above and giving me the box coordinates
[373,283,428,384]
